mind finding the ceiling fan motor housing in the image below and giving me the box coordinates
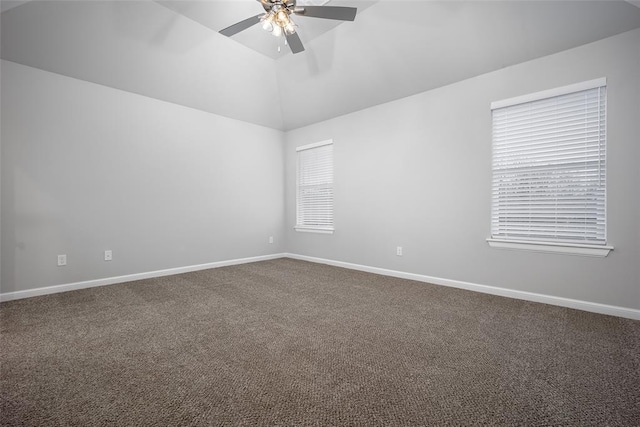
[261,0,297,13]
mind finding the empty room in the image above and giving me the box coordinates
[1,0,639,425]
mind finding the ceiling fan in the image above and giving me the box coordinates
[219,0,357,54]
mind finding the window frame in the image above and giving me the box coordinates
[487,78,613,257]
[295,139,334,234]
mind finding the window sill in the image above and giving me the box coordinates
[486,238,613,257]
[295,226,334,235]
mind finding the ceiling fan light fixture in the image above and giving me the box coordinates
[284,22,296,35]
[261,20,273,32]
[220,1,357,55]
[261,6,297,37]
[260,11,275,31]
[271,24,283,37]
[275,9,290,27]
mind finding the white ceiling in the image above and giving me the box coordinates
[2,1,640,131]
[157,1,376,60]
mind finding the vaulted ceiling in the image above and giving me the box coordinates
[3,1,640,131]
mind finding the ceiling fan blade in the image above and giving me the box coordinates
[293,6,357,21]
[286,32,305,54]
[219,14,263,37]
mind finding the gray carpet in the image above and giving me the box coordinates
[1,258,639,426]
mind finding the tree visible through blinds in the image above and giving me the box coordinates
[491,83,606,244]
[296,141,333,232]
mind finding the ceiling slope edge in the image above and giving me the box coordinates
[281,26,640,133]
[0,58,286,136]
[276,1,640,130]
[0,0,284,130]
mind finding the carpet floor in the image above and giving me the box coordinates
[1,258,639,426]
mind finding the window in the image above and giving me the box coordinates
[296,140,334,234]
[488,79,612,256]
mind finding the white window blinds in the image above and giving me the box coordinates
[296,140,334,233]
[491,79,607,245]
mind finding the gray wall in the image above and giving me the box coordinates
[2,29,639,311]
[1,60,285,294]
[284,29,640,310]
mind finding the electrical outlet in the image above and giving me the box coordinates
[57,254,67,266]
[104,250,113,261]
[269,236,274,244]
[396,246,403,256]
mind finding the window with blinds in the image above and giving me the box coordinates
[490,79,607,246]
[296,140,334,233]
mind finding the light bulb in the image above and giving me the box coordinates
[262,20,273,32]
[271,25,282,37]
[261,11,276,33]
[275,10,290,27]
[284,22,295,35]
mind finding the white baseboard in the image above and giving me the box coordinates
[283,253,640,321]
[3,252,638,321]
[0,253,286,303]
